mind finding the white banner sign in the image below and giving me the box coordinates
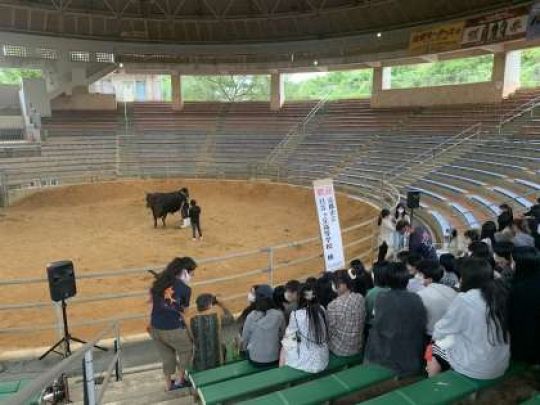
[313,178,345,272]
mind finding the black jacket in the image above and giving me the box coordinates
[509,271,540,365]
[189,205,201,222]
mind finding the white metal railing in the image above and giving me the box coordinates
[0,214,377,338]
[381,122,483,183]
[265,92,332,165]
[4,323,122,405]
[498,94,540,133]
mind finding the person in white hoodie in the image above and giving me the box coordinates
[427,258,510,380]
[378,209,395,257]
[415,260,457,338]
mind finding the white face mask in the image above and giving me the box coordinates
[179,270,191,285]
[284,291,294,303]
[397,208,404,214]
[247,291,256,303]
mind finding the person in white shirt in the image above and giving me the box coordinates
[415,260,457,337]
[427,258,510,380]
[378,209,395,256]
[281,284,329,373]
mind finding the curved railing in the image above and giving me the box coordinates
[0,181,379,350]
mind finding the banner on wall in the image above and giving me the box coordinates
[527,1,540,39]
[313,178,345,272]
[461,6,529,47]
[408,22,464,55]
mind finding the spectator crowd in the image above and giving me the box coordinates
[145,197,540,393]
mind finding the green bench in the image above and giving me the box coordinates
[359,363,526,405]
[522,394,540,404]
[0,379,40,404]
[198,353,363,405]
[237,364,396,405]
[188,360,273,389]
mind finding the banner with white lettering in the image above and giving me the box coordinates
[313,179,345,272]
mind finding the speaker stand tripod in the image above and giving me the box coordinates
[40,299,107,360]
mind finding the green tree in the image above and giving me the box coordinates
[183,75,270,101]
[521,47,540,88]
[0,68,42,85]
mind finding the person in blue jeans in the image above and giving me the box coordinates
[148,257,197,391]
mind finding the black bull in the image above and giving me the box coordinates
[146,188,189,228]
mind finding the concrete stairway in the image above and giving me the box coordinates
[69,368,196,405]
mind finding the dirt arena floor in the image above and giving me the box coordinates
[0,179,376,351]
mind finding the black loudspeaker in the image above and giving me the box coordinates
[47,261,76,302]
[407,191,421,209]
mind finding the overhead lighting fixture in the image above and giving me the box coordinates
[119,62,124,68]
[313,59,319,66]
[376,32,382,38]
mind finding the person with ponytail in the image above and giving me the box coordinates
[427,258,510,379]
[378,208,395,257]
[327,270,366,356]
[281,284,329,373]
[149,256,197,390]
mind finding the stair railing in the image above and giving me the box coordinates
[5,322,122,405]
[264,91,332,166]
[381,122,483,186]
[498,94,540,134]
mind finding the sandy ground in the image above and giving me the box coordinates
[0,179,376,350]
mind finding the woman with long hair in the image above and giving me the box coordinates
[428,258,510,379]
[364,262,426,376]
[281,284,329,373]
[394,203,410,224]
[149,256,197,390]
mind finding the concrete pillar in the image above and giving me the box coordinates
[382,67,392,90]
[171,73,183,110]
[270,73,284,111]
[492,51,522,99]
[503,50,521,98]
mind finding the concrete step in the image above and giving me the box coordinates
[69,368,197,404]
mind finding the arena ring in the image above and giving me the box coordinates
[0,173,400,355]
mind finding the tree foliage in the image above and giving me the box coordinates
[0,68,42,85]
[182,75,270,101]
[2,47,540,100]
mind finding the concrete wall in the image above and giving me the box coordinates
[22,78,51,117]
[371,81,502,108]
[51,87,117,111]
[0,116,24,129]
[0,85,20,109]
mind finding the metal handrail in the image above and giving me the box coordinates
[381,122,482,181]
[4,322,121,405]
[265,91,332,164]
[498,94,540,130]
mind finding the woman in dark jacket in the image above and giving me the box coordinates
[364,262,427,376]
